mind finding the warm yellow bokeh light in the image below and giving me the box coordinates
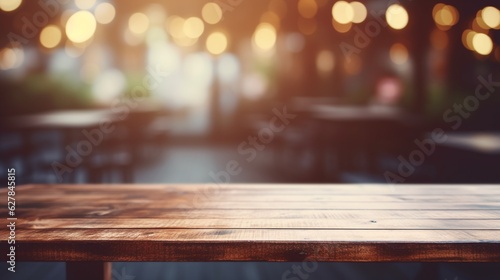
[253,23,277,50]
[332,1,354,24]
[66,11,97,43]
[475,11,490,31]
[462,29,476,50]
[386,4,409,30]
[438,8,453,25]
[389,43,409,65]
[316,50,335,73]
[129,13,150,34]
[167,16,185,38]
[350,1,367,24]
[94,2,116,24]
[298,0,317,19]
[472,33,493,55]
[40,25,62,49]
[433,4,458,29]
[332,19,352,33]
[75,0,96,10]
[206,32,228,55]
[0,48,20,70]
[173,35,198,47]
[0,0,22,12]
[183,17,204,39]
[482,6,500,29]
[202,2,223,24]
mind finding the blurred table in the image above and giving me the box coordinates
[0,109,120,130]
[290,104,422,181]
[0,107,173,183]
[437,132,500,154]
[1,184,499,280]
[434,132,500,183]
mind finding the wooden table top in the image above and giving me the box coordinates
[1,184,500,262]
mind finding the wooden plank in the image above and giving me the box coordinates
[7,209,500,219]
[2,229,500,262]
[15,201,495,210]
[7,228,500,243]
[18,218,500,230]
[1,184,499,263]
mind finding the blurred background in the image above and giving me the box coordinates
[0,0,499,279]
[0,0,500,185]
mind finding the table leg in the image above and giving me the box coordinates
[66,262,111,280]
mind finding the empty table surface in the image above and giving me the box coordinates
[1,184,500,263]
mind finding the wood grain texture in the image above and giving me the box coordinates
[1,184,499,262]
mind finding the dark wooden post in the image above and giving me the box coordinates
[66,262,111,280]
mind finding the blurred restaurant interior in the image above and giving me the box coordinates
[0,0,500,278]
[1,0,499,186]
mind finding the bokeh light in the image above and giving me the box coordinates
[0,48,23,70]
[253,23,277,51]
[66,11,97,43]
[433,4,459,30]
[481,6,500,29]
[206,32,228,55]
[462,29,476,51]
[145,4,166,26]
[94,2,116,25]
[0,0,22,12]
[75,0,96,10]
[167,16,185,38]
[183,53,214,88]
[376,77,402,105]
[129,13,150,35]
[202,2,223,25]
[316,50,335,73]
[472,33,493,55]
[217,53,240,83]
[172,36,198,47]
[242,73,268,100]
[298,0,318,19]
[332,1,354,24]
[332,19,352,33]
[386,4,409,30]
[92,69,126,103]
[40,25,62,49]
[183,17,205,39]
[350,2,367,24]
[389,43,409,65]
[473,12,490,32]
